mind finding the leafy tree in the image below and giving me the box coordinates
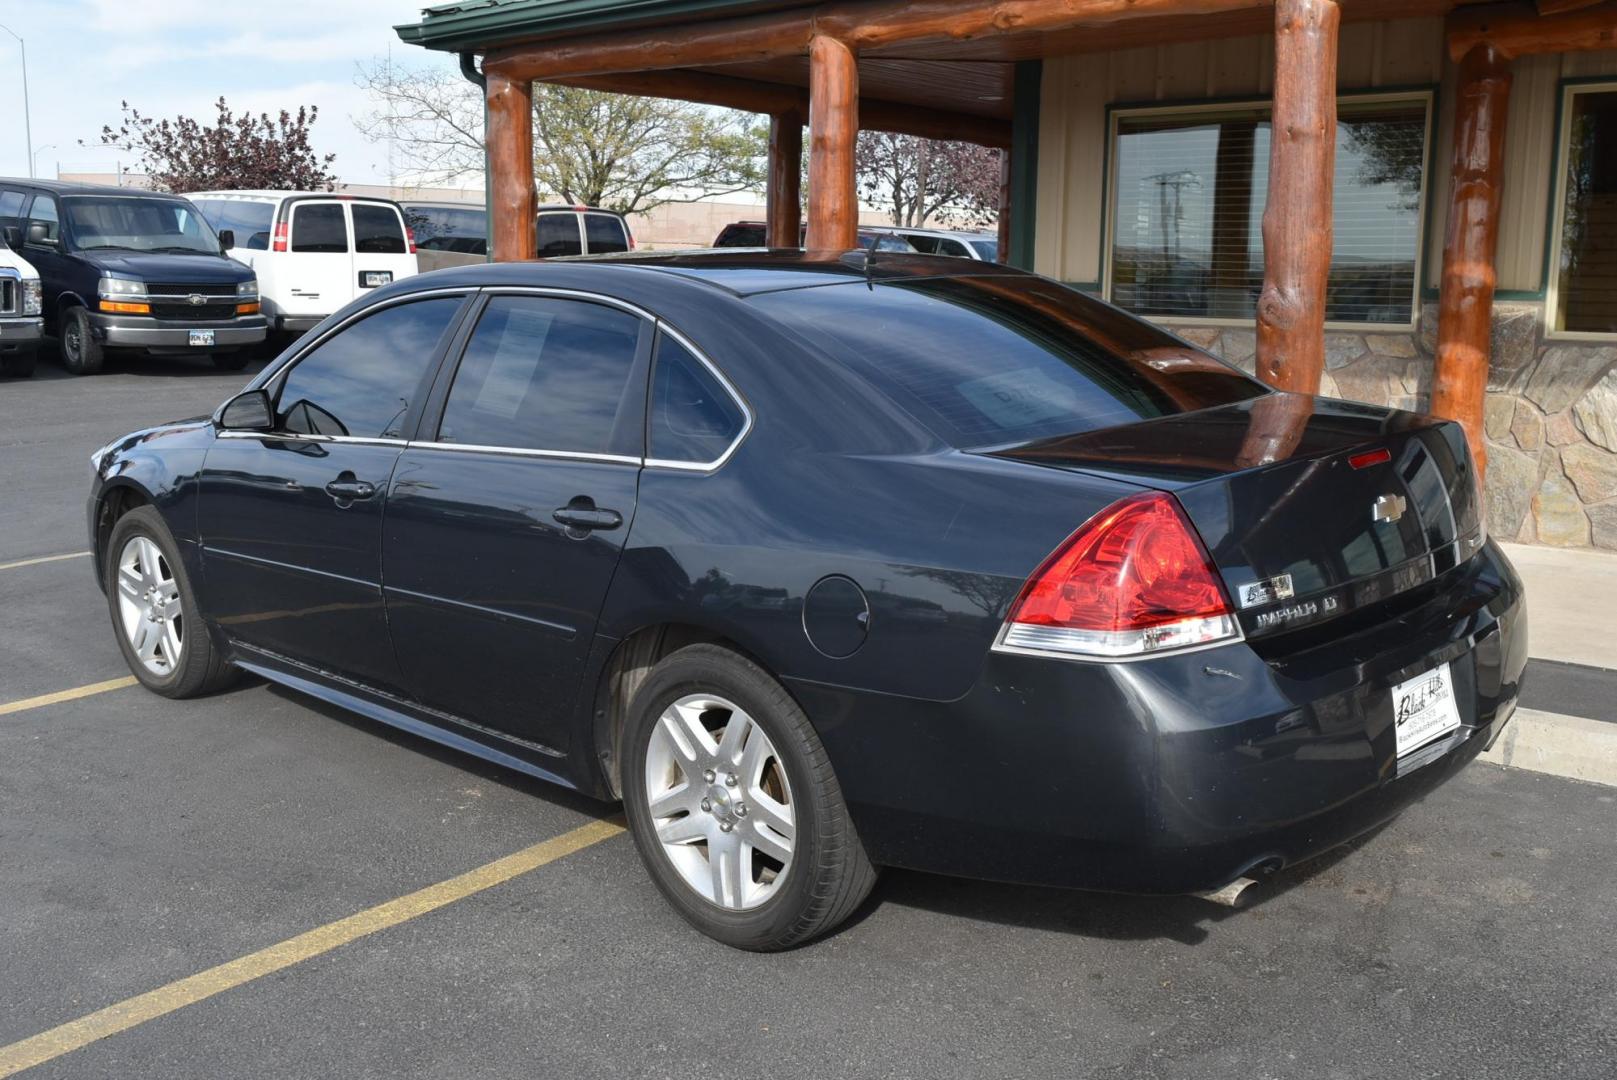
[94,98,338,193]
[357,60,765,214]
[855,132,1002,228]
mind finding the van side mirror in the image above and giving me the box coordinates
[1,226,18,248]
[219,389,274,432]
[218,229,235,252]
[26,222,56,247]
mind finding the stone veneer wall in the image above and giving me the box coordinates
[1172,303,1617,550]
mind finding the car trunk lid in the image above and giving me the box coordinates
[985,394,1485,640]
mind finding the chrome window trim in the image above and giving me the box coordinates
[214,431,409,448]
[403,440,641,467]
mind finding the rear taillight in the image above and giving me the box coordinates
[272,222,289,252]
[998,491,1239,660]
[405,226,417,255]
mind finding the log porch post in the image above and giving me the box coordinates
[486,70,536,262]
[996,151,1013,263]
[1432,43,1513,478]
[806,35,859,252]
[766,110,804,247]
[1255,0,1340,394]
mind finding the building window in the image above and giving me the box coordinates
[1552,84,1617,336]
[1106,95,1430,326]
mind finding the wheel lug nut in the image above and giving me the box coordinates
[724,773,737,788]
[719,821,734,833]
[734,803,748,817]
[700,798,712,812]
[703,768,715,783]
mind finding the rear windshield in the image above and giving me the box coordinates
[584,213,629,254]
[353,203,406,254]
[407,205,487,255]
[193,199,275,250]
[751,277,1266,448]
[64,197,219,255]
[292,203,347,253]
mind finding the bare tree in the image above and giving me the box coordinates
[357,60,766,214]
[855,132,1002,228]
[93,98,338,193]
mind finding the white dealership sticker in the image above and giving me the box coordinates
[1391,662,1463,758]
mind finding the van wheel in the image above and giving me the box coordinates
[0,348,35,377]
[211,352,250,371]
[60,307,104,375]
[622,644,878,950]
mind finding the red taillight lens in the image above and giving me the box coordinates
[405,226,417,255]
[1349,447,1391,470]
[1001,492,1238,659]
[272,221,289,252]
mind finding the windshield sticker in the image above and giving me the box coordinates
[954,369,1080,429]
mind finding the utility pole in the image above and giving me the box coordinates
[0,23,34,178]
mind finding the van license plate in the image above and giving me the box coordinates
[361,271,392,288]
[1392,662,1462,758]
[188,330,215,347]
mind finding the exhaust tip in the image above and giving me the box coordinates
[1192,876,1260,908]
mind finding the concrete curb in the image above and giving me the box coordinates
[1479,707,1617,787]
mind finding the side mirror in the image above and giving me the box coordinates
[1,226,18,248]
[218,229,235,252]
[26,222,56,247]
[218,389,274,432]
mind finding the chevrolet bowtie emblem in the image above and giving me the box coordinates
[188,294,206,306]
[1372,493,1407,524]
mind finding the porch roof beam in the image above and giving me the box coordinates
[554,69,1011,147]
[483,0,1267,81]
[1448,0,1617,59]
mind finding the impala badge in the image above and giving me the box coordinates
[1237,573,1295,609]
[1372,494,1407,525]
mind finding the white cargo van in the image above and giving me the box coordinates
[190,192,419,337]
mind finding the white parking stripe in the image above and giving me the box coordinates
[0,551,92,572]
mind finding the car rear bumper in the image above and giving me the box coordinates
[90,313,268,349]
[793,541,1527,894]
[0,316,43,346]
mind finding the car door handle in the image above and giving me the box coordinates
[553,506,623,531]
[325,477,377,502]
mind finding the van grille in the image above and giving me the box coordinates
[147,283,238,297]
[145,283,241,321]
[0,278,15,316]
[151,302,238,320]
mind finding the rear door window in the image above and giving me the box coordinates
[648,333,746,465]
[437,295,645,455]
[274,297,464,438]
[583,213,629,254]
[536,213,583,257]
[291,203,348,253]
[353,204,407,253]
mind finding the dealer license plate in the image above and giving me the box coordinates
[1392,662,1463,758]
[361,271,393,288]
[188,330,215,347]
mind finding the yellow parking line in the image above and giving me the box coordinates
[0,817,626,1077]
[0,677,139,717]
[0,551,91,572]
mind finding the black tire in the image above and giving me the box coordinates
[0,347,35,377]
[622,644,878,950]
[211,351,251,371]
[60,306,104,375]
[104,506,236,698]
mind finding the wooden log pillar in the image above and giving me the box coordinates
[806,35,859,252]
[766,111,803,247]
[996,151,1012,263]
[1255,0,1340,394]
[486,71,536,262]
[1432,43,1513,478]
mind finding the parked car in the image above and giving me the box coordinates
[863,226,999,261]
[88,250,1524,951]
[401,201,488,271]
[0,180,265,374]
[0,226,42,377]
[190,191,419,339]
[711,221,913,251]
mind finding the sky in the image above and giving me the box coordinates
[0,0,461,187]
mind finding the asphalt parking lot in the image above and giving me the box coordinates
[3,350,1616,1079]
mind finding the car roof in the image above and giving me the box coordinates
[190,190,404,205]
[0,178,190,199]
[865,225,996,240]
[396,248,1025,299]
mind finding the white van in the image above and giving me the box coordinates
[0,227,42,377]
[190,191,419,336]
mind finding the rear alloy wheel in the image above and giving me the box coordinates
[60,307,105,375]
[623,644,877,950]
[104,507,235,698]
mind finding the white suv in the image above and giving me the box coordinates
[190,192,420,337]
[0,227,42,377]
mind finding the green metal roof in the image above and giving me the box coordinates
[394,0,798,53]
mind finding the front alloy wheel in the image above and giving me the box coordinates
[115,534,184,676]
